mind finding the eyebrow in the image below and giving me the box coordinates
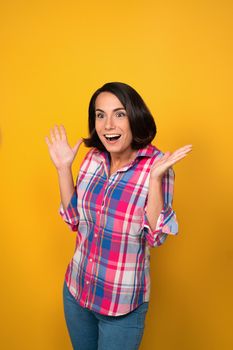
[95,108,126,113]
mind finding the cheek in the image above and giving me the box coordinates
[127,127,133,140]
[123,121,132,136]
[94,122,101,135]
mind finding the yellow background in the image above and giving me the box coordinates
[1,0,232,349]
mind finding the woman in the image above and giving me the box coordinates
[45,82,192,350]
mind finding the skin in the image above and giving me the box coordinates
[45,92,192,230]
[45,125,83,210]
[94,92,137,175]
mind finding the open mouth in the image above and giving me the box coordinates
[104,134,121,141]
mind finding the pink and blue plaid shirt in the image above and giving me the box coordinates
[59,143,178,316]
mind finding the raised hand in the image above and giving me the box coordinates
[45,125,83,170]
[150,144,192,180]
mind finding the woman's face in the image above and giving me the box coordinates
[94,92,134,158]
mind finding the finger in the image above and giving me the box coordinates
[60,124,67,141]
[168,153,190,165]
[158,152,171,163]
[54,124,61,141]
[166,152,190,166]
[45,136,52,148]
[170,146,192,159]
[173,145,192,154]
[159,145,192,161]
[177,144,192,150]
[162,151,171,159]
[72,138,84,155]
[153,145,192,166]
[153,152,171,165]
[161,148,192,167]
[50,128,56,143]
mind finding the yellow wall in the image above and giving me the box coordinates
[1,1,232,349]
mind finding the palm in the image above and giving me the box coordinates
[45,125,83,170]
[150,144,192,179]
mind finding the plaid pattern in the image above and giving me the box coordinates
[59,144,178,316]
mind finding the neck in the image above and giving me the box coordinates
[109,149,137,168]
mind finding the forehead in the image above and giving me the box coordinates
[95,92,125,110]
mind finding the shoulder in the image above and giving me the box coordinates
[141,144,175,176]
[137,143,164,162]
[84,147,106,162]
[149,144,164,157]
[79,147,105,171]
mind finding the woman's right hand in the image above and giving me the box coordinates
[45,125,83,170]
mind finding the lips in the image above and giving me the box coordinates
[104,134,121,141]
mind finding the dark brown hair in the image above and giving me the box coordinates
[83,82,157,151]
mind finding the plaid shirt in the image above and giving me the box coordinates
[59,143,178,316]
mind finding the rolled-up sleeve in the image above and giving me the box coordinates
[143,167,178,247]
[59,186,79,231]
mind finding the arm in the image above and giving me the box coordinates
[144,144,192,247]
[59,184,79,231]
[57,166,75,210]
[58,167,79,232]
[146,176,164,232]
[45,124,83,231]
[144,167,178,247]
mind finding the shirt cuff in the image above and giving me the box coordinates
[143,205,178,245]
[59,188,79,231]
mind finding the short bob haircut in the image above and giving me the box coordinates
[83,82,157,151]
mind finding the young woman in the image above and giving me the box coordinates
[45,82,192,350]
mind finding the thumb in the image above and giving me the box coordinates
[72,138,83,156]
[160,151,171,162]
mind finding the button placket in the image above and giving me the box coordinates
[87,176,109,305]
[85,253,96,305]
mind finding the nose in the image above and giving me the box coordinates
[104,116,115,130]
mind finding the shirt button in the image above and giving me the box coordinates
[94,234,98,238]
[97,211,100,215]
[89,258,93,262]
[86,281,89,285]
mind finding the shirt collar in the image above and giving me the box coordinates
[94,143,157,167]
[135,143,157,158]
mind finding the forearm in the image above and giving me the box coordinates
[57,167,75,210]
[146,177,164,231]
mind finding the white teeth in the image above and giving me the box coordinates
[104,134,121,138]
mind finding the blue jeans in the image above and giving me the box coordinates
[63,281,149,350]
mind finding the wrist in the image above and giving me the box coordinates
[149,174,163,183]
[57,165,72,175]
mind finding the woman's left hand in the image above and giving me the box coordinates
[150,144,192,180]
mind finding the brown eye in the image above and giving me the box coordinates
[116,112,126,117]
[96,113,104,119]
